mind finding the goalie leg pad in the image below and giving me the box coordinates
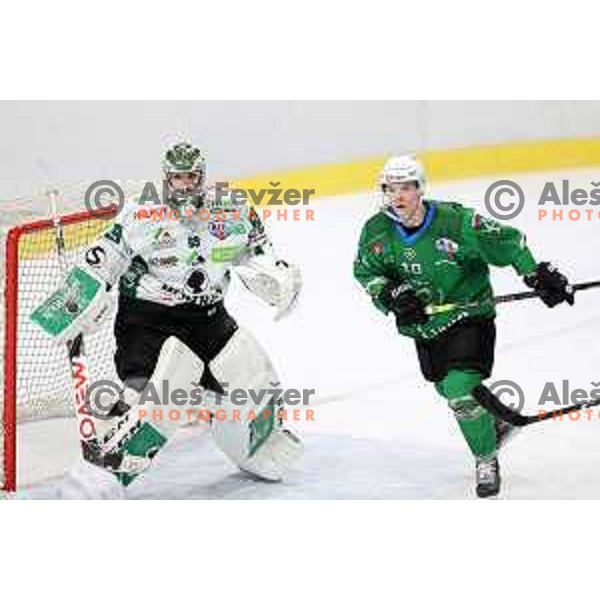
[207,327,303,479]
[135,335,207,435]
[240,427,303,481]
[99,337,207,485]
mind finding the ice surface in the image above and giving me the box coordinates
[22,168,600,499]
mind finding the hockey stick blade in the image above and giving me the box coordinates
[473,385,600,428]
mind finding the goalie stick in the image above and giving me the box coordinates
[46,192,196,485]
[47,191,123,470]
[43,192,208,486]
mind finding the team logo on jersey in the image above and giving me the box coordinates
[435,237,459,260]
[371,241,385,255]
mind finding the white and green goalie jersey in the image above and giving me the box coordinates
[86,194,274,307]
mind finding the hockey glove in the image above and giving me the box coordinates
[234,256,302,320]
[379,281,428,326]
[524,262,574,308]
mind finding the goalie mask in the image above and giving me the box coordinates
[163,142,207,211]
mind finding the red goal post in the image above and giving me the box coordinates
[2,208,118,491]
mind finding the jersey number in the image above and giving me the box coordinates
[400,262,422,275]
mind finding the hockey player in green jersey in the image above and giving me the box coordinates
[353,155,574,498]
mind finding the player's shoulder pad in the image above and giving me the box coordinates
[427,198,472,220]
[362,210,390,235]
[426,199,469,243]
[427,198,467,214]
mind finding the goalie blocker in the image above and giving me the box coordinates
[31,264,115,344]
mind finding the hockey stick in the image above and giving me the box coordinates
[426,279,600,427]
[47,191,120,468]
[474,384,600,428]
[47,191,174,483]
[426,280,600,316]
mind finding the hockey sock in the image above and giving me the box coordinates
[435,369,497,459]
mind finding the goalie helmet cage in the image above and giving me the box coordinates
[2,208,118,492]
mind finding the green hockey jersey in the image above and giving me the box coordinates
[353,200,537,340]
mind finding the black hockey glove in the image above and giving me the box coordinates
[379,281,428,326]
[524,262,574,308]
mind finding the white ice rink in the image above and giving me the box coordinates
[22,167,600,499]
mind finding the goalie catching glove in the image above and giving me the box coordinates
[234,256,302,320]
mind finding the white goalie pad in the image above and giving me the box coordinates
[208,327,303,480]
[100,333,302,481]
[234,256,302,320]
[240,427,303,482]
[101,337,208,456]
[134,336,207,435]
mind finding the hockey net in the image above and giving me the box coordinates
[1,208,119,491]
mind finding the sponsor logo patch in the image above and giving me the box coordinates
[149,255,179,268]
[435,237,459,260]
[153,228,177,248]
[85,246,107,267]
[209,222,228,240]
